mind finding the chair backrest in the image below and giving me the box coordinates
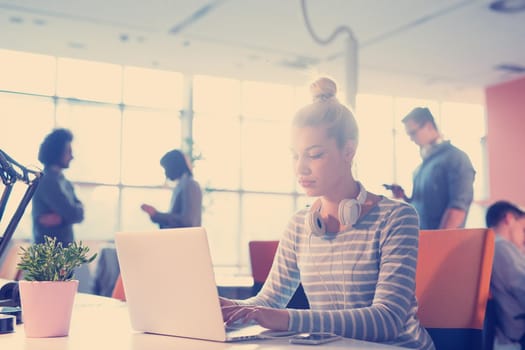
[416,228,495,350]
[248,240,309,309]
[248,240,279,284]
[111,274,126,301]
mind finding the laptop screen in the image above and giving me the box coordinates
[115,227,228,341]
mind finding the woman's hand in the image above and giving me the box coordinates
[38,213,62,227]
[219,296,236,309]
[221,301,289,331]
[140,204,157,216]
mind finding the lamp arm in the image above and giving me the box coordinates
[0,149,42,262]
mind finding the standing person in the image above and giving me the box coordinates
[32,128,84,245]
[220,78,434,349]
[141,149,202,228]
[386,107,475,229]
[486,200,525,348]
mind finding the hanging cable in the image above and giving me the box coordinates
[300,0,358,110]
[300,0,356,45]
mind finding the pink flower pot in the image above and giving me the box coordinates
[18,280,79,337]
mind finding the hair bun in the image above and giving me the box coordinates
[310,77,337,102]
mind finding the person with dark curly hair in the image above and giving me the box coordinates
[31,128,84,245]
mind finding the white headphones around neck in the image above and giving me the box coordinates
[305,182,367,237]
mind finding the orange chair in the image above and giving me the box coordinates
[111,274,126,301]
[416,228,495,350]
[248,240,309,309]
[249,240,279,292]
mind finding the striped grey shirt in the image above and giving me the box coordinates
[240,197,434,349]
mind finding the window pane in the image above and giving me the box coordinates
[441,102,486,200]
[123,66,183,108]
[241,193,294,267]
[0,49,56,95]
[56,101,121,183]
[120,187,172,233]
[56,57,122,103]
[242,81,295,121]
[74,185,119,240]
[465,202,486,228]
[193,114,241,189]
[0,93,55,167]
[194,75,240,115]
[202,191,239,266]
[293,86,311,112]
[355,94,395,194]
[242,193,294,240]
[0,183,33,240]
[241,119,294,192]
[121,108,180,185]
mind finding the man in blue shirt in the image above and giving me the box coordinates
[386,107,475,229]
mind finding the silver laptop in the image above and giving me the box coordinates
[114,227,276,342]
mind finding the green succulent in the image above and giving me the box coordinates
[17,236,97,281]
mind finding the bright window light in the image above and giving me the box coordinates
[123,66,183,108]
[56,57,122,103]
[0,49,56,95]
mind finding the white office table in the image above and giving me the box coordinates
[0,293,407,349]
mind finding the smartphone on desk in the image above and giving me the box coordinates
[289,332,341,345]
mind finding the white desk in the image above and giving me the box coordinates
[0,293,407,349]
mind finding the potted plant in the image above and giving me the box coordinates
[16,235,97,337]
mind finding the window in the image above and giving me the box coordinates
[121,108,180,186]
[123,66,183,108]
[0,49,55,95]
[0,49,488,270]
[202,191,240,266]
[75,185,119,240]
[355,94,395,194]
[55,101,122,184]
[193,75,240,115]
[241,119,294,192]
[241,81,295,121]
[441,102,487,200]
[0,93,55,166]
[120,187,172,232]
[193,114,241,189]
[56,58,122,103]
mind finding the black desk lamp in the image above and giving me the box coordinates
[0,149,41,307]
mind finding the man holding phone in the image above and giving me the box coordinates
[385,107,475,229]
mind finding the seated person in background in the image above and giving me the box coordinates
[486,200,525,349]
[141,149,202,228]
[220,77,434,349]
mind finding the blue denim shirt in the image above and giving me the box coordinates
[410,141,475,229]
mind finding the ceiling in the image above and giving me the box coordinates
[1,0,525,104]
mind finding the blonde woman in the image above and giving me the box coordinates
[221,78,434,349]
